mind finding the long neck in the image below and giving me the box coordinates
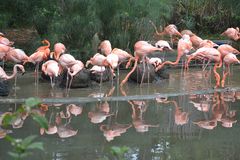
[5,64,21,80]
[44,40,50,48]
[149,20,164,36]
[155,50,182,71]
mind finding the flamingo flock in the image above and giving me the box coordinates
[0,24,240,95]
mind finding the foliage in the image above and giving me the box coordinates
[174,0,240,34]
[1,97,48,160]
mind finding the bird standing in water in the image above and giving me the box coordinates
[120,41,163,87]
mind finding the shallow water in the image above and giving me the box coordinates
[0,66,240,160]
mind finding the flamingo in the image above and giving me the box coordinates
[155,40,173,61]
[185,47,222,88]
[53,43,77,90]
[85,53,109,67]
[120,41,163,86]
[190,34,204,49]
[42,60,61,88]
[217,44,240,57]
[90,65,106,74]
[98,40,112,56]
[0,33,14,46]
[155,34,192,71]
[28,40,51,85]
[147,57,162,68]
[149,21,182,46]
[221,53,240,87]
[0,64,25,88]
[199,39,218,48]
[53,42,66,60]
[111,48,134,67]
[221,27,240,41]
[0,64,25,80]
[0,44,11,69]
[5,48,28,64]
[67,60,84,90]
[155,40,173,51]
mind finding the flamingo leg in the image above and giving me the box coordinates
[68,75,73,92]
[213,63,221,88]
[120,55,139,87]
[50,76,54,89]
[140,56,146,86]
[65,72,69,92]
[35,62,40,86]
[221,64,230,88]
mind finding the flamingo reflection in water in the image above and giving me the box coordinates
[157,98,189,126]
[88,87,115,124]
[120,87,159,133]
[192,92,237,130]
[40,104,80,138]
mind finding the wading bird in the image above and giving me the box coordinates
[120,41,163,86]
[98,40,112,56]
[42,60,61,88]
[149,21,182,46]
[185,47,222,88]
[221,27,240,41]
[155,34,192,71]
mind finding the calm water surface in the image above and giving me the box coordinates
[0,67,240,160]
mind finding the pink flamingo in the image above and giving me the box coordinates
[53,43,77,90]
[0,64,25,80]
[0,33,14,46]
[185,47,222,88]
[42,60,61,88]
[149,21,182,45]
[221,27,240,41]
[5,48,28,64]
[155,34,192,71]
[28,40,51,85]
[221,53,240,87]
[0,44,11,69]
[217,44,240,57]
[67,60,84,89]
[120,41,163,86]
[98,40,112,56]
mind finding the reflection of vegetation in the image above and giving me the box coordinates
[98,146,130,160]
[5,135,44,160]
[2,98,48,160]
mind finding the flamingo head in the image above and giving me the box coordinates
[18,65,25,75]
[0,32,4,37]
[41,39,49,45]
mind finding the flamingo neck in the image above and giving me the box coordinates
[5,64,21,80]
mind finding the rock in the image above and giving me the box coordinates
[155,66,170,79]
[0,81,10,96]
[130,63,156,83]
[90,67,113,83]
[129,63,169,83]
[60,68,90,88]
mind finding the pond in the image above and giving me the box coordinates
[0,66,240,160]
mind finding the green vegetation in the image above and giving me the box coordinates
[2,98,48,159]
[0,0,239,60]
